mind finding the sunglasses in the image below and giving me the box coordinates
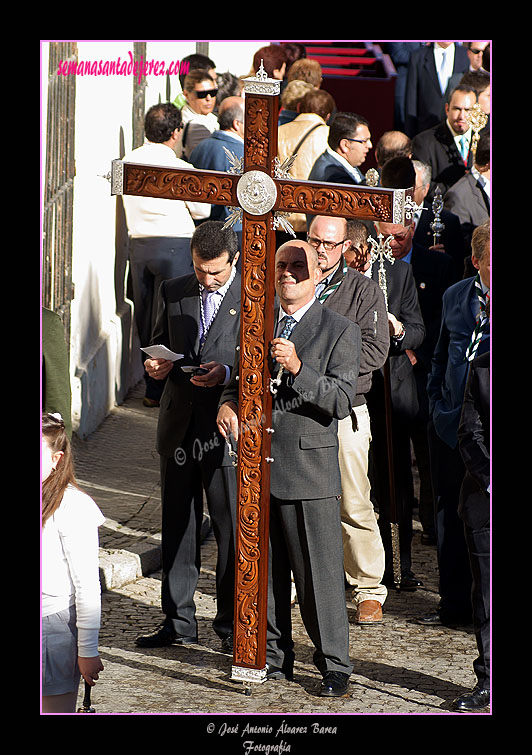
[194,88,218,99]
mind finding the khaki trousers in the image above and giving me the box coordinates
[338,404,387,606]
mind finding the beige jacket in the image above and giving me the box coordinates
[277,113,329,232]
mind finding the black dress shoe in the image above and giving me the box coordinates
[415,612,443,626]
[383,573,423,591]
[265,663,293,681]
[319,671,350,697]
[416,611,472,627]
[400,575,423,591]
[135,624,198,648]
[221,633,234,653]
[452,686,490,712]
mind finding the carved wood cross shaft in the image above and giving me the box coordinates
[111,65,414,689]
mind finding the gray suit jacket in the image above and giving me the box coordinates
[444,172,490,228]
[320,265,389,399]
[151,271,241,459]
[222,299,361,500]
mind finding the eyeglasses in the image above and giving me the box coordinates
[307,235,346,252]
[194,88,218,99]
[344,137,372,145]
[469,48,484,55]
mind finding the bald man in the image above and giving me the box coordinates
[217,240,361,698]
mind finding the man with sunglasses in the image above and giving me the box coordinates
[180,70,220,161]
[308,112,372,186]
[465,42,489,72]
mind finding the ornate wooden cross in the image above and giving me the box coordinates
[111,63,415,692]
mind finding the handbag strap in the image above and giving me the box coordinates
[290,122,324,159]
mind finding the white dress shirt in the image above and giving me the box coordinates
[446,120,472,161]
[276,297,316,335]
[122,142,210,238]
[433,43,455,93]
[471,166,490,198]
[325,146,364,184]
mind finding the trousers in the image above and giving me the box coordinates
[338,404,387,605]
[267,494,352,676]
[159,421,237,640]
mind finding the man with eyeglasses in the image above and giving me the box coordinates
[308,112,372,186]
[180,69,220,161]
[306,215,390,625]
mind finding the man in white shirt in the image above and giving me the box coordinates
[122,102,210,405]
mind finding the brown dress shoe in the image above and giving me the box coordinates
[354,600,383,625]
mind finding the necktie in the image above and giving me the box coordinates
[438,49,448,94]
[465,276,489,362]
[317,259,348,303]
[270,315,297,394]
[459,135,469,163]
[200,290,217,345]
[278,315,296,341]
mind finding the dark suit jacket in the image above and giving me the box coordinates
[368,258,425,421]
[457,350,490,529]
[427,276,490,449]
[404,43,469,137]
[222,299,361,500]
[150,271,241,459]
[414,200,466,283]
[411,120,474,199]
[189,131,244,227]
[308,150,365,186]
[410,242,456,369]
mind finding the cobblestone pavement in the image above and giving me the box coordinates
[68,383,489,731]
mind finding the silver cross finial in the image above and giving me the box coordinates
[256,60,268,81]
[368,233,395,310]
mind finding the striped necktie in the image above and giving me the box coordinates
[465,275,489,362]
[317,259,348,303]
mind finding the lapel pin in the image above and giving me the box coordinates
[230,308,237,315]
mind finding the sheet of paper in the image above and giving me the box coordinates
[140,344,184,362]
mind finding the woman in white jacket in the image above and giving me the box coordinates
[41,413,105,713]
